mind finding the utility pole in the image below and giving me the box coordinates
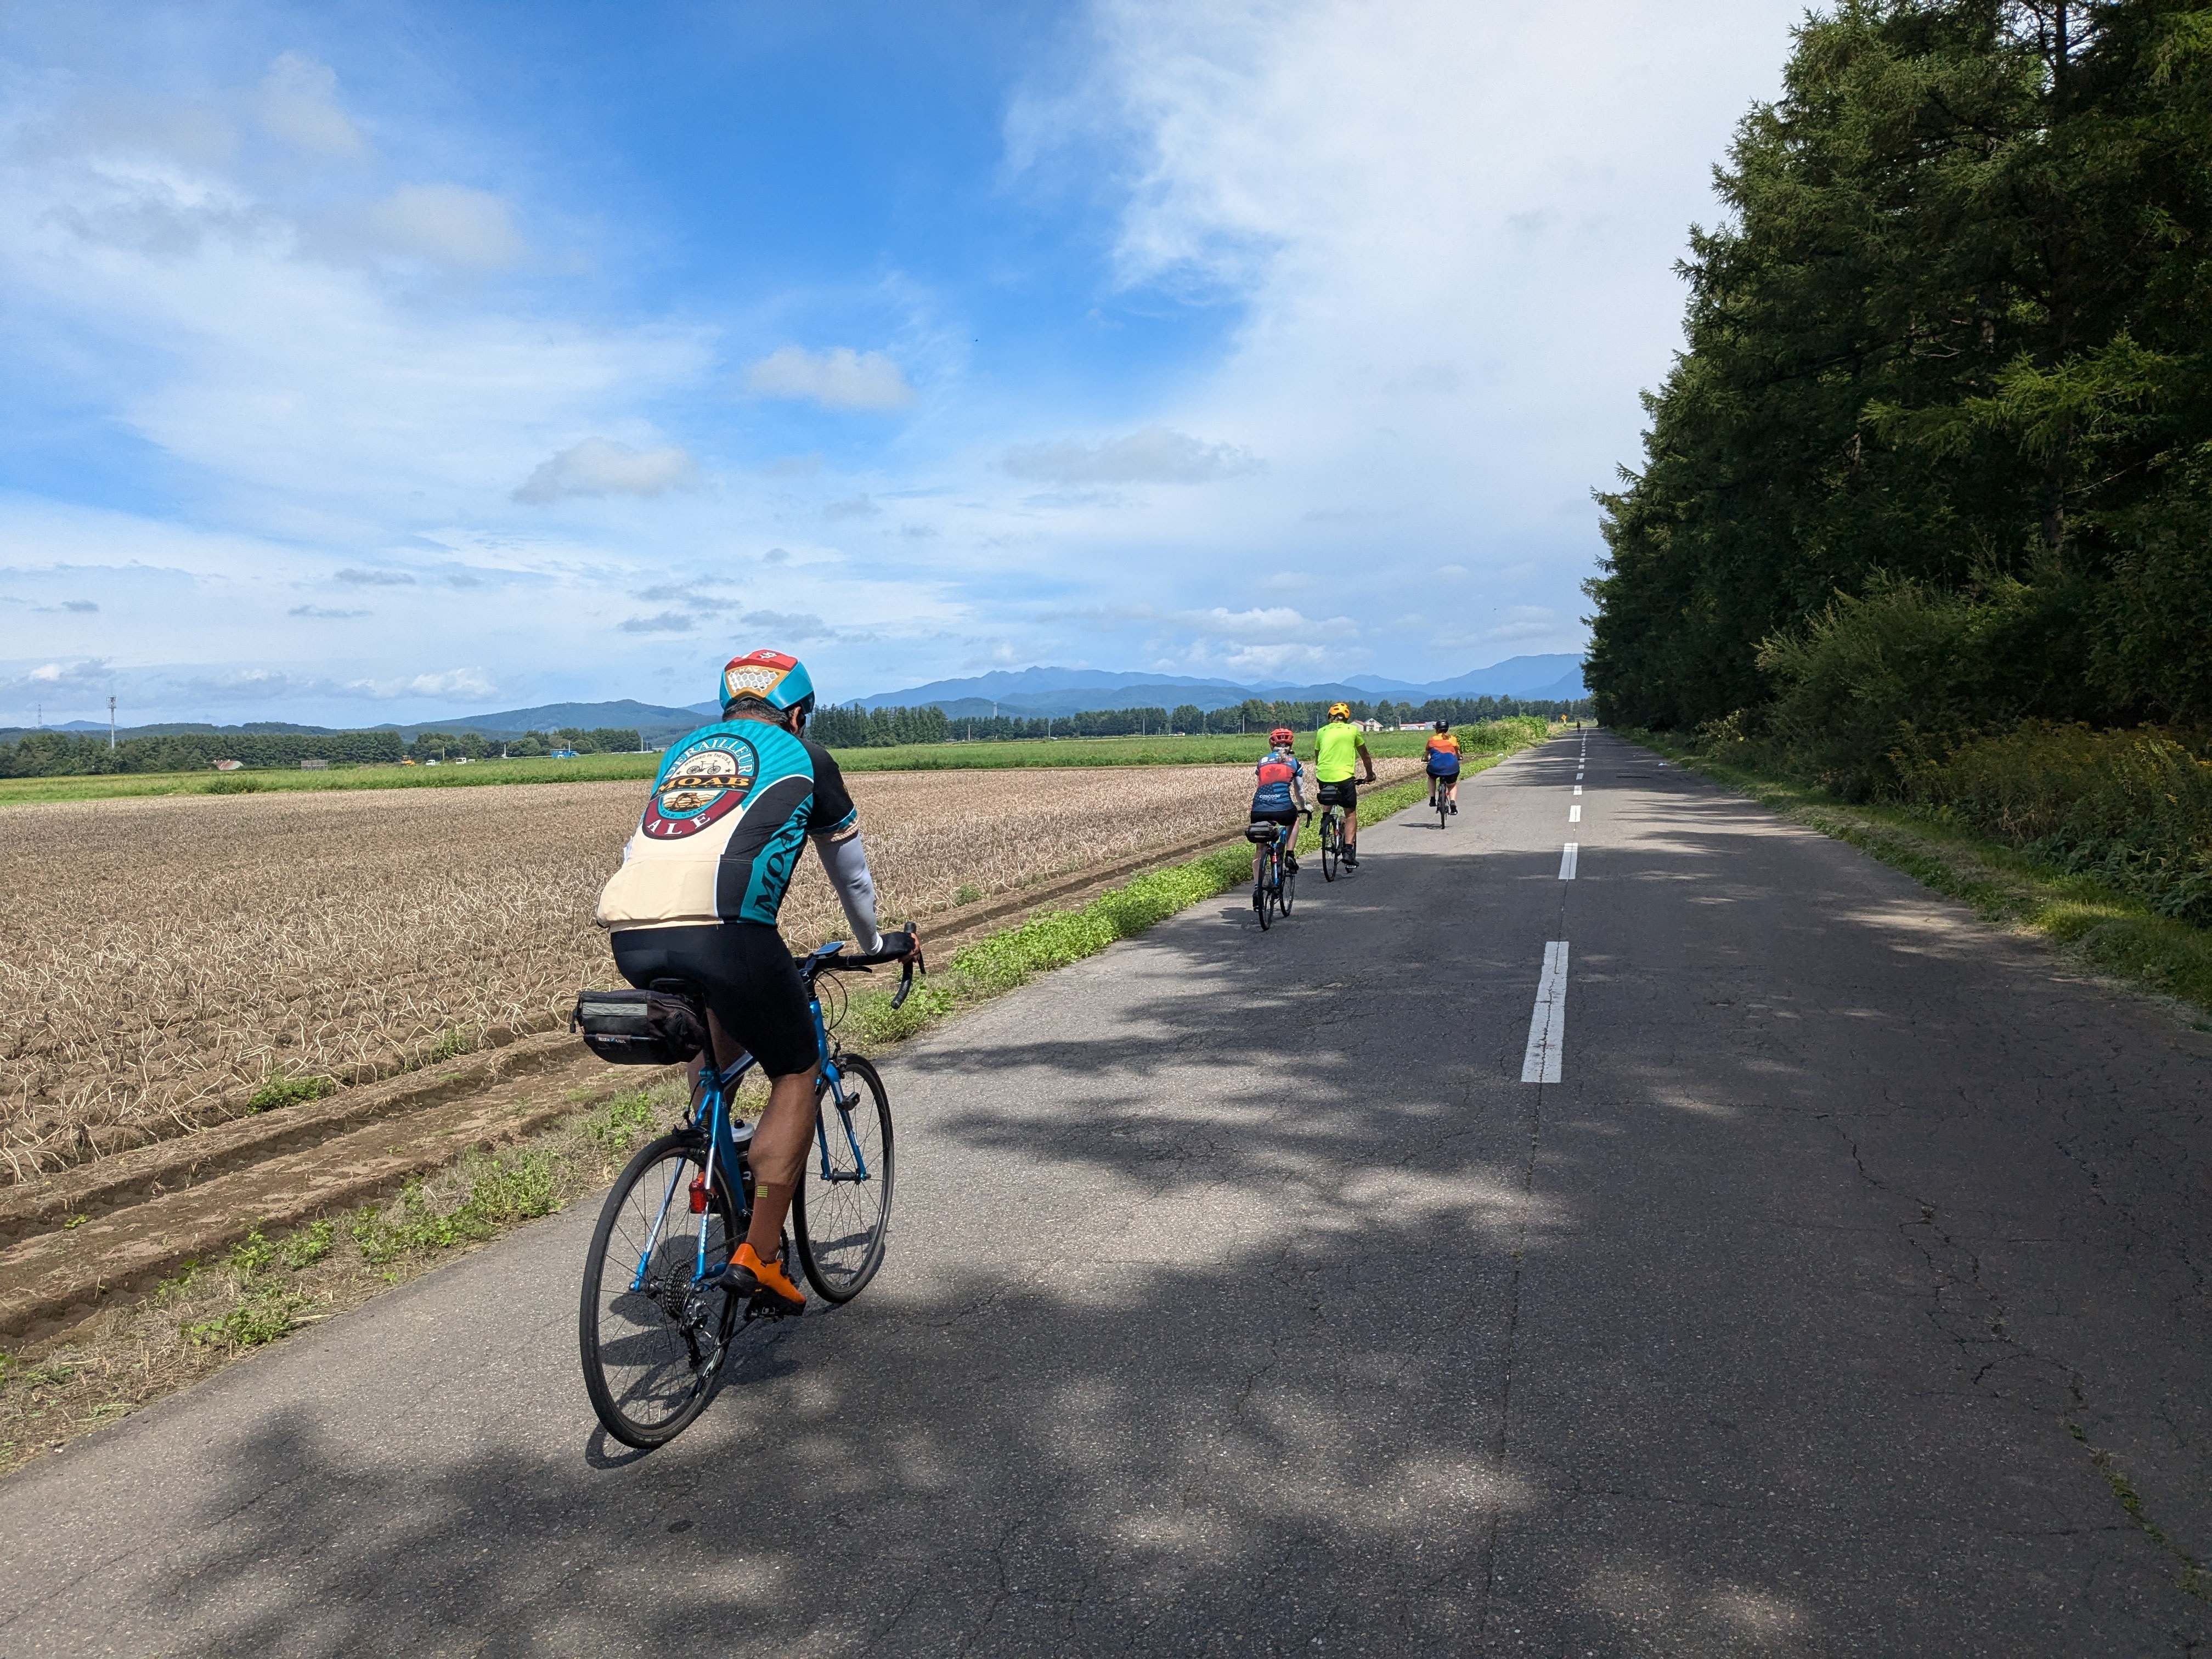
[108,695,117,751]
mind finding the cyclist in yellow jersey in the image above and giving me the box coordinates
[1313,702,1377,866]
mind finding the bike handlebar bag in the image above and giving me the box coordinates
[569,989,707,1065]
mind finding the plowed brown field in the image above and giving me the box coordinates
[2,763,1407,1181]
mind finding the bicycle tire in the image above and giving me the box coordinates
[1278,858,1295,916]
[1435,778,1449,830]
[1254,872,1273,929]
[1321,812,1340,882]
[579,1130,740,1449]
[795,1054,895,1302]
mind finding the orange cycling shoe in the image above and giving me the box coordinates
[718,1241,805,1316]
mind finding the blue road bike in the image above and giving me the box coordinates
[578,935,919,1449]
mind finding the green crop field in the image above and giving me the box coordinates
[0,719,1553,806]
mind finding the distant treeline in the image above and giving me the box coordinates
[814,694,1591,747]
[0,725,648,776]
[1,728,405,777]
[406,727,640,760]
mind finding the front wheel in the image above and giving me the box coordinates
[579,1131,739,1449]
[795,1055,895,1302]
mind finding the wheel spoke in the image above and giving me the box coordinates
[795,1057,894,1302]
[580,1136,737,1447]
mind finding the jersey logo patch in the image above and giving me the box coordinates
[641,737,758,838]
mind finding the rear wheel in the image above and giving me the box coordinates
[795,1056,895,1302]
[1321,811,1341,881]
[1254,871,1273,929]
[579,1132,738,1449]
[1277,853,1295,916]
[1435,777,1449,828]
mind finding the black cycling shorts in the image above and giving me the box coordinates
[1250,807,1299,832]
[1316,779,1358,809]
[610,922,818,1078]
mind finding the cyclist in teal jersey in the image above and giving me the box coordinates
[597,648,918,1314]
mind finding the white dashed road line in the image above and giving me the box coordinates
[1573,785,1583,795]
[1569,804,1582,822]
[1558,842,1578,880]
[1521,941,1570,1083]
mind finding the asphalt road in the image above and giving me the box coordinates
[5,732,2209,1657]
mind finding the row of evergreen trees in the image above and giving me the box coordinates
[813,695,1590,747]
[405,727,640,760]
[0,724,647,776]
[0,727,405,777]
[1587,0,2212,789]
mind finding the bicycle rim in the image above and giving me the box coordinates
[1254,875,1273,929]
[578,1132,738,1449]
[1279,861,1295,915]
[1322,815,1340,881]
[795,1055,895,1302]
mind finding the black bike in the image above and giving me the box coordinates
[574,935,918,1449]
[1245,814,1304,928]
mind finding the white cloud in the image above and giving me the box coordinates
[347,668,496,700]
[619,610,694,634]
[1218,641,1335,678]
[746,346,916,411]
[515,439,699,504]
[1004,425,1260,486]
[1484,605,1558,642]
[335,567,415,585]
[256,53,366,158]
[362,184,524,269]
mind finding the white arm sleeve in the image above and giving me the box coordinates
[813,828,883,953]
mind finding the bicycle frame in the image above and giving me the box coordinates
[626,970,877,1294]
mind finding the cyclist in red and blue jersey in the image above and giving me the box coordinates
[596,648,917,1316]
[1250,727,1308,883]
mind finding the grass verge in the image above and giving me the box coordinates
[0,742,1522,1474]
[1632,731,2212,1024]
[0,1080,701,1476]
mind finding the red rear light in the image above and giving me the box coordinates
[688,1173,709,1214]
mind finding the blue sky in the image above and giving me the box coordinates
[0,0,1807,726]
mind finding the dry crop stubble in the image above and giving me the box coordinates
[3,761,1389,1180]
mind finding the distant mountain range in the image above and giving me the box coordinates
[1,658,1584,747]
[849,655,1586,718]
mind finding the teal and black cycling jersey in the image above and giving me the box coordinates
[595,718,859,930]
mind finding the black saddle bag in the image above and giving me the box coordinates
[569,989,707,1066]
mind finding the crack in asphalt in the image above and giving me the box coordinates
[1820,1113,2212,1608]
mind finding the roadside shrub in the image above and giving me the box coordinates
[1906,724,2212,925]
[1755,569,2095,800]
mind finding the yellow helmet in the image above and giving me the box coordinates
[1328,702,1352,720]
